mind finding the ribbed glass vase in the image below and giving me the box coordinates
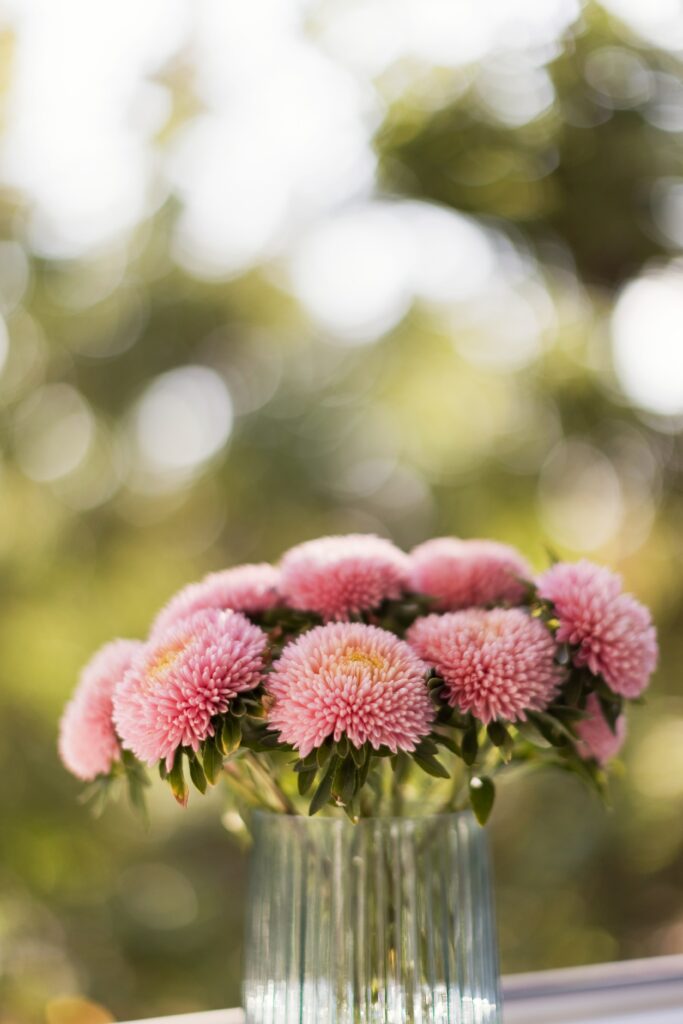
[243,811,501,1024]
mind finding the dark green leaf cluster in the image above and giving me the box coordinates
[79,584,640,827]
[80,749,151,821]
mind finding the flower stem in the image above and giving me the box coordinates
[390,760,403,817]
[222,762,272,809]
[243,751,297,814]
[438,756,468,814]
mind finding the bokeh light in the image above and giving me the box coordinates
[1,0,187,257]
[539,440,623,551]
[612,267,683,417]
[1,0,683,1020]
[131,366,233,483]
[14,384,95,484]
[289,204,412,343]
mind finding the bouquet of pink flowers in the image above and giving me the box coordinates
[59,535,657,825]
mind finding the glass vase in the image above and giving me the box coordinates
[243,810,501,1024]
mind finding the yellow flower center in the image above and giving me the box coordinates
[342,648,386,673]
[147,640,188,682]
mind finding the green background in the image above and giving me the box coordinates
[1,2,683,1020]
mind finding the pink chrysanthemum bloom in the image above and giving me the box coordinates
[279,534,409,621]
[113,609,266,770]
[409,537,531,611]
[537,560,658,698]
[151,563,281,636]
[575,693,627,765]
[266,622,433,757]
[407,608,563,723]
[59,639,143,781]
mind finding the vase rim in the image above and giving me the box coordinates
[249,808,477,826]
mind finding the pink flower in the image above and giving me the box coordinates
[279,534,409,621]
[113,609,266,770]
[537,560,658,698]
[151,563,280,636]
[409,537,531,611]
[575,693,627,765]
[407,608,563,723]
[59,639,143,781]
[266,622,433,757]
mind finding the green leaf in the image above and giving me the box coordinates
[188,755,207,794]
[413,752,450,779]
[415,737,439,756]
[243,729,284,752]
[121,749,144,772]
[309,756,338,815]
[333,757,358,804]
[545,546,560,566]
[80,776,115,818]
[393,750,412,782]
[336,735,349,758]
[241,695,267,720]
[560,754,610,805]
[158,761,168,781]
[461,726,479,766]
[433,732,461,756]
[593,678,615,699]
[221,716,242,756]
[168,752,189,807]
[516,720,549,746]
[316,740,333,767]
[527,712,573,747]
[231,698,246,718]
[203,739,224,785]
[486,722,508,746]
[289,750,317,770]
[598,695,623,735]
[563,673,584,706]
[359,752,372,789]
[469,776,495,825]
[487,721,514,762]
[297,767,317,796]
[350,743,366,768]
[552,705,588,723]
[127,774,149,823]
[128,762,151,787]
[449,711,471,729]
[343,793,360,823]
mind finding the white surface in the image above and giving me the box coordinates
[122,1015,241,1024]
[120,955,683,1024]
[504,955,683,1023]
[119,1006,681,1024]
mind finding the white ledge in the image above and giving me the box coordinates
[503,954,683,1023]
[120,954,683,1024]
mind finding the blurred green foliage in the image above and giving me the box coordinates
[379,7,683,285]
[1,2,683,1021]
